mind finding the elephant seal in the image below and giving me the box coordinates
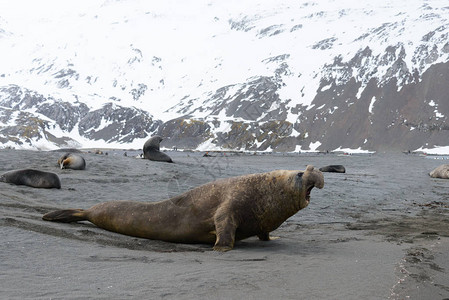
[429,164,449,179]
[319,165,346,173]
[57,153,86,170]
[143,135,173,163]
[1,169,61,189]
[43,165,324,251]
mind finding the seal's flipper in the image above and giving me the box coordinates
[213,212,237,252]
[257,232,270,241]
[42,209,86,223]
[257,232,280,241]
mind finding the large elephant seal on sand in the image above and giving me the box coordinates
[43,165,324,251]
[429,164,449,179]
[319,165,346,173]
[1,169,61,189]
[143,135,173,163]
[57,153,86,170]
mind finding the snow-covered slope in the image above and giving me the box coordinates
[1,0,449,152]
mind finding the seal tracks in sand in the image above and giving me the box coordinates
[0,192,60,224]
[346,212,449,243]
[390,241,449,298]
[0,202,54,215]
[84,255,175,264]
[2,217,84,241]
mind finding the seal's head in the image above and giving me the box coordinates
[57,153,86,170]
[143,135,163,151]
[142,135,173,163]
[296,165,324,209]
[57,153,70,169]
[60,157,71,169]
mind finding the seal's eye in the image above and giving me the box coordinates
[296,172,303,178]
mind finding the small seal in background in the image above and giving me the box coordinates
[429,164,449,179]
[319,165,346,173]
[1,169,61,189]
[57,153,86,170]
[143,135,173,163]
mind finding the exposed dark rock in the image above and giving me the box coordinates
[1,41,449,152]
[296,60,449,152]
[0,86,160,148]
[78,103,160,143]
[38,102,89,132]
[157,118,212,149]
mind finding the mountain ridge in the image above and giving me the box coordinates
[1,0,448,152]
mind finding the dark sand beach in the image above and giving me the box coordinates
[1,149,449,299]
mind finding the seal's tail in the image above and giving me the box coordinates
[42,209,87,223]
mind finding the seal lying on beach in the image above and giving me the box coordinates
[43,165,324,251]
[429,164,449,179]
[319,165,346,173]
[143,135,173,163]
[1,169,61,189]
[57,153,86,170]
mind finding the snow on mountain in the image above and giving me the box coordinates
[0,0,449,152]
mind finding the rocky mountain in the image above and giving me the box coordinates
[1,0,449,152]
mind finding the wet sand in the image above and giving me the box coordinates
[1,149,449,299]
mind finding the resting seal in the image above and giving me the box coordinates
[43,165,324,251]
[143,136,173,163]
[429,164,449,179]
[1,169,61,189]
[319,165,346,173]
[57,153,86,170]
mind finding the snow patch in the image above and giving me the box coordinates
[320,83,332,92]
[368,96,376,114]
[1,0,449,150]
[309,141,321,151]
[333,147,375,154]
[415,145,449,155]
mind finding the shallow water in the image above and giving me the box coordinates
[1,149,449,299]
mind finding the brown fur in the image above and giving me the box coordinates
[57,153,86,170]
[43,165,324,251]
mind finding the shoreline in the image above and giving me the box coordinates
[4,146,449,158]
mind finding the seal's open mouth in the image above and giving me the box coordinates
[305,186,314,204]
